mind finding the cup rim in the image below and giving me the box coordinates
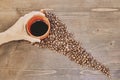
[26,15,50,40]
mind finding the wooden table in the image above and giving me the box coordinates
[0,0,120,80]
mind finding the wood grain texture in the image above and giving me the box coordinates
[0,0,120,80]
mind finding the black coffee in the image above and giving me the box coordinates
[30,20,48,36]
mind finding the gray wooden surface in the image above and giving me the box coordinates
[0,0,120,80]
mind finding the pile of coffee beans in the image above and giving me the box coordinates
[33,9,110,77]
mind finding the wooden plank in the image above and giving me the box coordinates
[0,0,120,80]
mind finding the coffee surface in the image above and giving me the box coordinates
[30,20,48,36]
